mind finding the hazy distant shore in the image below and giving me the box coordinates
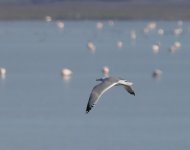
[0,3,190,20]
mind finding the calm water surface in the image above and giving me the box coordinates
[0,20,190,150]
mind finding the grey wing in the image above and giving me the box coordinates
[123,85,135,96]
[86,81,117,113]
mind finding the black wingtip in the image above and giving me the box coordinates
[131,92,135,96]
[86,103,95,114]
[86,105,91,114]
[86,109,91,114]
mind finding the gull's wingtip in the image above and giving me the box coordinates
[86,103,95,113]
[86,105,91,114]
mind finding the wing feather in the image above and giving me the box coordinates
[123,85,135,96]
[86,81,117,113]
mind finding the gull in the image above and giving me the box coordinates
[86,77,135,113]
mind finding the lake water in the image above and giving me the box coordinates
[0,20,190,150]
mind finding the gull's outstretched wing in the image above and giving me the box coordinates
[86,80,117,113]
[123,85,135,96]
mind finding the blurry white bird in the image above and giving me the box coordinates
[152,43,161,54]
[102,66,110,77]
[0,67,6,79]
[61,68,72,77]
[152,69,163,79]
[87,41,96,53]
[117,41,123,49]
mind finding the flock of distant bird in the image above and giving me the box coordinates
[1,18,183,80]
[0,17,184,113]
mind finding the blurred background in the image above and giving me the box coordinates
[0,1,190,150]
[0,0,190,20]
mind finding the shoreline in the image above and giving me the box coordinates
[0,3,190,20]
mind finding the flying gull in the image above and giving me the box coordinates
[86,76,135,113]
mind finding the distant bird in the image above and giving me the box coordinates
[0,67,6,79]
[117,41,123,49]
[102,66,110,77]
[152,69,163,79]
[152,43,160,54]
[87,41,96,53]
[158,28,164,35]
[61,68,72,77]
[96,22,103,29]
[147,22,157,30]
[130,30,137,40]
[173,27,183,36]
[169,41,181,54]
[56,21,64,29]
[144,21,157,34]
[45,16,52,22]
[86,77,135,113]
[174,41,181,49]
